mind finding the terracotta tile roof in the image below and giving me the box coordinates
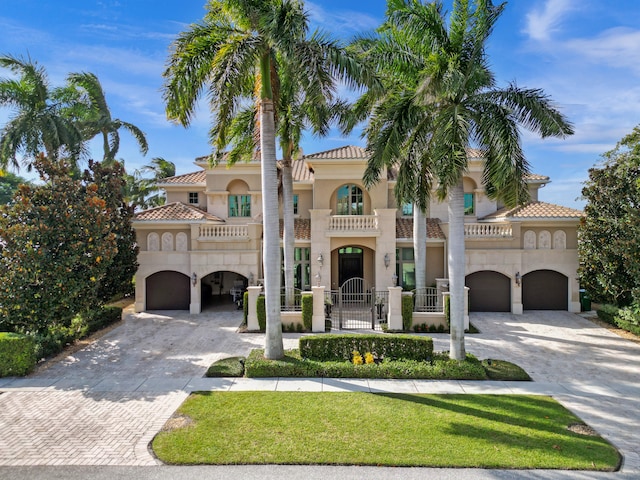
[158,170,206,185]
[278,159,314,182]
[396,218,445,239]
[524,173,550,183]
[387,167,549,184]
[279,218,311,241]
[134,202,224,222]
[303,145,369,160]
[482,201,584,220]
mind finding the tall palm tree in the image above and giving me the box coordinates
[352,0,573,360]
[65,72,148,162]
[223,56,346,305]
[163,0,374,359]
[0,54,84,171]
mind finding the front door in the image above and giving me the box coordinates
[339,247,363,286]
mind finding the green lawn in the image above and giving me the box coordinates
[152,392,620,470]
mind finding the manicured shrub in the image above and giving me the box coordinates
[0,332,37,377]
[402,294,413,331]
[444,295,450,328]
[244,349,487,380]
[257,295,266,332]
[615,305,640,336]
[243,291,249,325]
[205,356,245,377]
[299,334,433,362]
[301,293,313,331]
[84,306,122,334]
[597,304,619,325]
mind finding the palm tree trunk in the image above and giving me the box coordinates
[413,204,427,290]
[260,97,284,360]
[448,180,466,361]
[282,157,295,305]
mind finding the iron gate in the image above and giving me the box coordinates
[337,277,377,330]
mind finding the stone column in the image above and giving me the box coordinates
[387,286,404,331]
[311,286,325,332]
[247,286,262,331]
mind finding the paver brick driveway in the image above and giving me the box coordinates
[0,308,639,471]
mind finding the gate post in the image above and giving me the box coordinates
[247,286,262,331]
[387,286,404,330]
[311,286,325,332]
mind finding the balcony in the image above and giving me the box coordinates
[326,215,380,237]
[199,224,249,241]
[464,223,513,238]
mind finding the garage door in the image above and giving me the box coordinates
[465,271,511,312]
[522,270,568,310]
[146,271,190,310]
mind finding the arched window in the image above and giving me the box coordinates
[336,184,363,215]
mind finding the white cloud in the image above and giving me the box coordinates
[305,1,379,36]
[565,27,640,75]
[524,0,575,42]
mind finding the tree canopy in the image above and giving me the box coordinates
[578,125,640,307]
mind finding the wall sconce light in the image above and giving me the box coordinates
[248,272,254,286]
[191,272,198,286]
[315,272,321,287]
[384,253,390,269]
[392,272,398,287]
[515,272,521,286]
[317,253,324,267]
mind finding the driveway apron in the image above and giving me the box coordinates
[0,308,639,473]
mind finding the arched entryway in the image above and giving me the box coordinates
[523,270,568,310]
[146,271,190,310]
[201,271,248,310]
[338,246,364,286]
[465,271,511,312]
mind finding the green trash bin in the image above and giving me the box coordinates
[579,289,591,312]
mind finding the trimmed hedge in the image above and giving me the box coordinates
[84,306,122,335]
[245,349,486,379]
[402,294,413,331]
[597,304,640,336]
[301,293,313,331]
[0,332,37,377]
[597,304,618,325]
[257,295,266,332]
[299,334,433,362]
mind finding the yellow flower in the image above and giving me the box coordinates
[364,352,375,364]
[352,350,363,365]
[90,276,96,282]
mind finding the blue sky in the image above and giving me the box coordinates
[1,0,640,209]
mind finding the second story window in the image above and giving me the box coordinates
[229,195,251,217]
[464,193,475,215]
[293,194,299,215]
[336,184,363,215]
[188,192,199,204]
[402,203,413,216]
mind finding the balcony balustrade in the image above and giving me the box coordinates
[464,223,512,238]
[199,224,249,240]
[326,215,379,236]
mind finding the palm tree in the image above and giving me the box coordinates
[163,0,374,359]
[65,72,148,162]
[352,0,573,360]
[223,56,346,305]
[0,54,84,171]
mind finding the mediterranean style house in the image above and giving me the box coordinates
[132,145,583,316]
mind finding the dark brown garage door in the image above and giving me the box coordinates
[465,271,511,312]
[146,271,190,310]
[522,270,568,310]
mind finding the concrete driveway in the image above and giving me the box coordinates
[0,308,639,474]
